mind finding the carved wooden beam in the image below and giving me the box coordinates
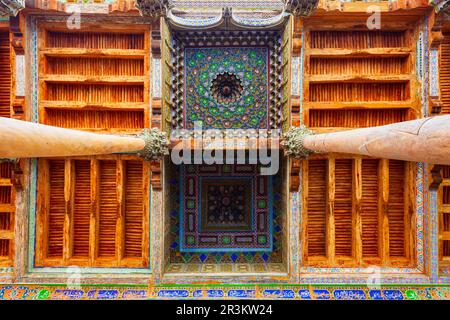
[284,115,450,166]
[0,117,146,158]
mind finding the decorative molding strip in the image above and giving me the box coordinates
[167,8,289,30]
[0,285,449,300]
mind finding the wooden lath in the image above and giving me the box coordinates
[36,155,150,268]
[302,157,415,268]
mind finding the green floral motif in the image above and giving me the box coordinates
[185,47,269,129]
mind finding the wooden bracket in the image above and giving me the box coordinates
[12,96,25,119]
[151,30,161,58]
[9,16,24,55]
[430,96,443,115]
[150,160,162,190]
[430,164,443,190]
[290,158,301,191]
[11,160,23,190]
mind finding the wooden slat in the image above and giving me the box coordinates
[440,36,450,113]
[388,160,406,258]
[304,101,414,110]
[308,74,412,83]
[46,160,65,259]
[41,101,146,111]
[36,159,49,266]
[0,204,14,212]
[0,31,11,118]
[124,160,144,259]
[41,48,146,59]
[334,159,353,258]
[0,230,13,239]
[306,160,327,258]
[306,48,411,58]
[97,160,118,259]
[72,160,91,259]
[41,75,146,85]
[308,109,408,128]
[361,159,380,259]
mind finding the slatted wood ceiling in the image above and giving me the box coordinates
[334,159,353,257]
[72,160,91,258]
[124,161,144,258]
[439,166,450,263]
[98,160,118,258]
[38,157,148,267]
[39,25,149,131]
[36,23,151,268]
[0,32,10,118]
[304,158,410,267]
[47,160,65,258]
[0,162,14,266]
[361,160,380,258]
[303,25,416,267]
[306,160,327,257]
[388,160,406,258]
[440,34,450,114]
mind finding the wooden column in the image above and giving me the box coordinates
[0,117,145,158]
[303,115,450,165]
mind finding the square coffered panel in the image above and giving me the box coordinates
[184,47,269,129]
[180,164,273,252]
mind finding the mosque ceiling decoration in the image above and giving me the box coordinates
[185,46,269,130]
[171,30,283,132]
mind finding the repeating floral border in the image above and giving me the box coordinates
[0,285,449,300]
